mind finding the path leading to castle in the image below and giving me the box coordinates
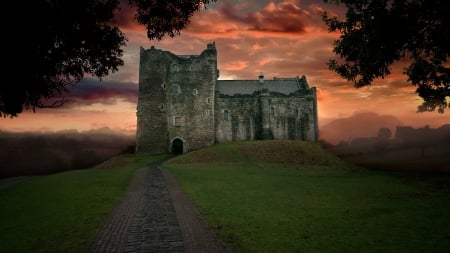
[91,157,233,253]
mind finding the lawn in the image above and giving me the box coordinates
[164,140,450,253]
[0,153,165,253]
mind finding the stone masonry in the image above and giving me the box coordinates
[136,42,318,154]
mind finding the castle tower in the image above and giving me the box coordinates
[136,43,218,154]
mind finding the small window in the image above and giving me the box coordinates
[205,109,211,116]
[161,82,167,91]
[159,103,166,111]
[270,106,275,116]
[171,63,178,72]
[206,97,212,104]
[174,117,183,127]
[193,89,198,96]
[223,110,229,121]
[172,84,180,95]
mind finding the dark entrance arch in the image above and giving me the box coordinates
[171,138,184,154]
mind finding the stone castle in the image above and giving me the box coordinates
[136,42,318,154]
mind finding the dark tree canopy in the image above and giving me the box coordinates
[322,0,450,113]
[1,0,215,117]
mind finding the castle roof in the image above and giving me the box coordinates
[216,76,310,96]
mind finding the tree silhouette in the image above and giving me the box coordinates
[1,0,215,117]
[323,0,450,113]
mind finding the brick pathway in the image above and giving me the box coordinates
[123,165,184,253]
[90,158,233,253]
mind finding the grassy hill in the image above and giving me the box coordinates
[166,140,355,173]
[164,140,450,253]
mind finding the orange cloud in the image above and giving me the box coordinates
[224,60,249,71]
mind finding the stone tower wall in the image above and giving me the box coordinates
[166,45,217,152]
[136,44,217,154]
[136,47,170,154]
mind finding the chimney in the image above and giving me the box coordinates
[258,72,264,84]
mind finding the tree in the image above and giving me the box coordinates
[1,0,215,117]
[322,0,450,113]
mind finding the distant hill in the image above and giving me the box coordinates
[319,112,404,145]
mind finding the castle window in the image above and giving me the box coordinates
[161,82,167,91]
[270,106,275,116]
[171,63,178,72]
[206,97,212,104]
[174,116,183,127]
[159,103,166,111]
[205,109,211,116]
[223,110,229,121]
[172,84,180,95]
[193,89,198,96]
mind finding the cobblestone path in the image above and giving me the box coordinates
[123,164,184,253]
[90,157,233,253]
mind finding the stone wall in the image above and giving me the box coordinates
[215,90,317,142]
[215,95,258,141]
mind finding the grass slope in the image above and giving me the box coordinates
[164,140,450,253]
[0,153,165,253]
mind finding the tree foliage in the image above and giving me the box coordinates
[1,0,215,117]
[322,0,450,113]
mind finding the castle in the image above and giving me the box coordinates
[136,42,318,154]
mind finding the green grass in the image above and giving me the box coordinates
[0,153,166,253]
[164,140,450,253]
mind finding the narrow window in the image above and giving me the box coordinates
[206,97,212,104]
[223,110,229,121]
[193,89,198,96]
[172,84,180,95]
[270,106,275,116]
[205,109,211,116]
[161,82,167,91]
[171,64,178,72]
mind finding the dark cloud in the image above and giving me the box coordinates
[63,78,138,107]
[218,0,310,33]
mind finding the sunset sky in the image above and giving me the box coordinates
[1,0,448,135]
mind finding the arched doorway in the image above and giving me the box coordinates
[171,138,184,154]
